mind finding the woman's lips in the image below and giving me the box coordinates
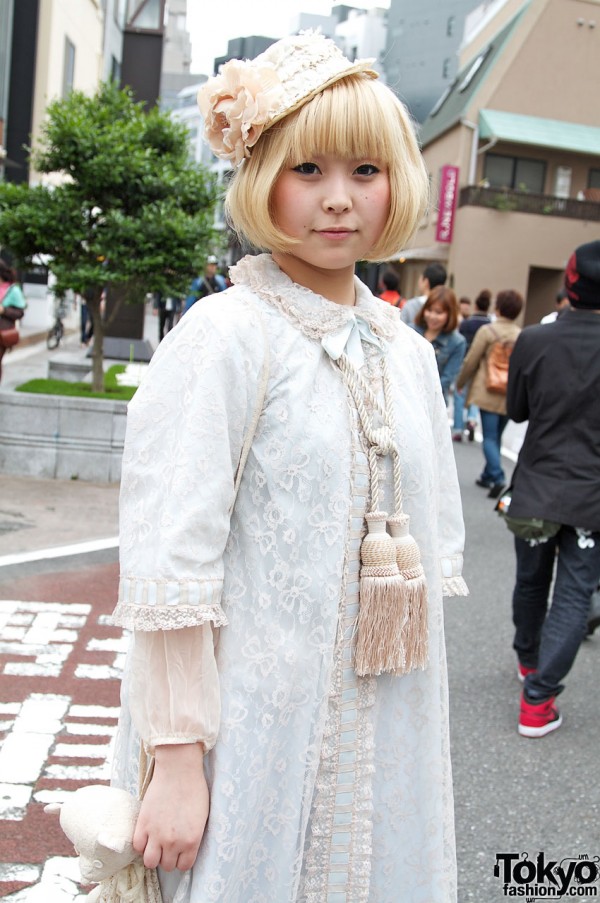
[316,228,355,240]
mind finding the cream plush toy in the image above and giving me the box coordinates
[45,784,162,902]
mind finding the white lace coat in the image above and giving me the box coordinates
[111,254,467,903]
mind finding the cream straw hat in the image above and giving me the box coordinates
[198,31,377,165]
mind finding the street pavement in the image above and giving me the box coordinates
[0,332,599,901]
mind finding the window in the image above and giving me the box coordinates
[62,38,75,98]
[110,56,121,83]
[447,16,455,36]
[589,168,600,189]
[442,57,451,79]
[458,46,492,92]
[114,0,127,27]
[429,84,453,117]
[484,153,546,193]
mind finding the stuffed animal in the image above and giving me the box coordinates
[45,784,162,902]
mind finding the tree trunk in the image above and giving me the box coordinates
[87,289,106,393]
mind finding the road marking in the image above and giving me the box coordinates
[0,536,119,568]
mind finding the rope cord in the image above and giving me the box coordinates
[337,353,404,515]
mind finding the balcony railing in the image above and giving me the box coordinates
[458,186,600,221]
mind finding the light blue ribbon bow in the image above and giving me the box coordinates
[321,314,383,369]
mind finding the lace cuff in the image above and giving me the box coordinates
[111,576,228,630]
[440,556,469,598]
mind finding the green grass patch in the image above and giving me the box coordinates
[16,365,138,401]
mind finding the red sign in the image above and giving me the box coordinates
[436,165,459,244]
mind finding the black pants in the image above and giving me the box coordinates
[512,525,600,699]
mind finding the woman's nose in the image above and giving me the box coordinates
[323,178,352,213]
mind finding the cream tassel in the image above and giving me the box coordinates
[387,514,428,673]
[355,511,408,676]
[91,862,163,902]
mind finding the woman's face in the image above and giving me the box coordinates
[270,153,390,278]
[423,301,449,333]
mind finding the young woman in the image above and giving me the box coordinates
[0,261,26,383]
[110,32,468,903]
[410,286,466,405]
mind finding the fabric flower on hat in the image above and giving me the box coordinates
[198,60,283,165]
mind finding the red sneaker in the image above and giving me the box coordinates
[517,662,537,683]
[518,693,562,737]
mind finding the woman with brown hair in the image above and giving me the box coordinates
[409,285,467,404]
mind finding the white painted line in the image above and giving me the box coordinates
[5,663,63,678]
[0,782,33,820]
[0,601,89,615]
[0,536,119,568]
[68,704,120,719]
[74,664,123,680]
[86,637,129,653]
[45,763,110,780]
[53,743,110,759]
[63,722,117,736]
[0,733,56,784]
[0,862,41,883]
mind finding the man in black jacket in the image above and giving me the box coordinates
[507,239,600,738]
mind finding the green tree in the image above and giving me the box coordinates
[0,81,220,391]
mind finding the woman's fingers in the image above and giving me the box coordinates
[132,742,209,872]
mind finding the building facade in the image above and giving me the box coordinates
[384,0,481,123]
[395,0,600,322]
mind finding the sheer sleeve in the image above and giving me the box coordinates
[128,625,220,755]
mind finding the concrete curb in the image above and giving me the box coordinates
[0,390,126,482]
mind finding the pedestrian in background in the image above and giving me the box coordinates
[458,296,471,322]
[0,260,26,383]
[377,268,404,307]
[452,289,492,442]
[400,261,447,325]
[540,287,570,324]
[410,285,466,405]
[110,31,468,903]
[456,289,523,498]
[507,240,600,738]
[156,292,181,341]
[184,255,225,313]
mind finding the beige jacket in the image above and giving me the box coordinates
[456,317,522,414]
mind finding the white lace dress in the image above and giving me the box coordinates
[111,254,468,903]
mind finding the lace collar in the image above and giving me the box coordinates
[229,253,399,343]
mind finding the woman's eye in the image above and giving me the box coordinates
[355,163,380,176]
[293,162,320,175]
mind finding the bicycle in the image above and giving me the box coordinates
[47,298,68,350]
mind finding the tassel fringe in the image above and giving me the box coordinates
[355,512,409,676]
[388,515,429,675]
[91,861,162,902]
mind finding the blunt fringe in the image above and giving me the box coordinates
[225,76,429,262]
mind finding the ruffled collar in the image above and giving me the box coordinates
[229,253,399,344]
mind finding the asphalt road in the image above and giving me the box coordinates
[447,441,600,902]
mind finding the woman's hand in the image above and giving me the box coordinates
[133,742,209,872]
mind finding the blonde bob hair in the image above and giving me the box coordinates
[225,75,429,262]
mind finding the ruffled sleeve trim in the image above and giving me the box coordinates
[110,576,228,630]
[442,575,469,598]
[440,555,469,597]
